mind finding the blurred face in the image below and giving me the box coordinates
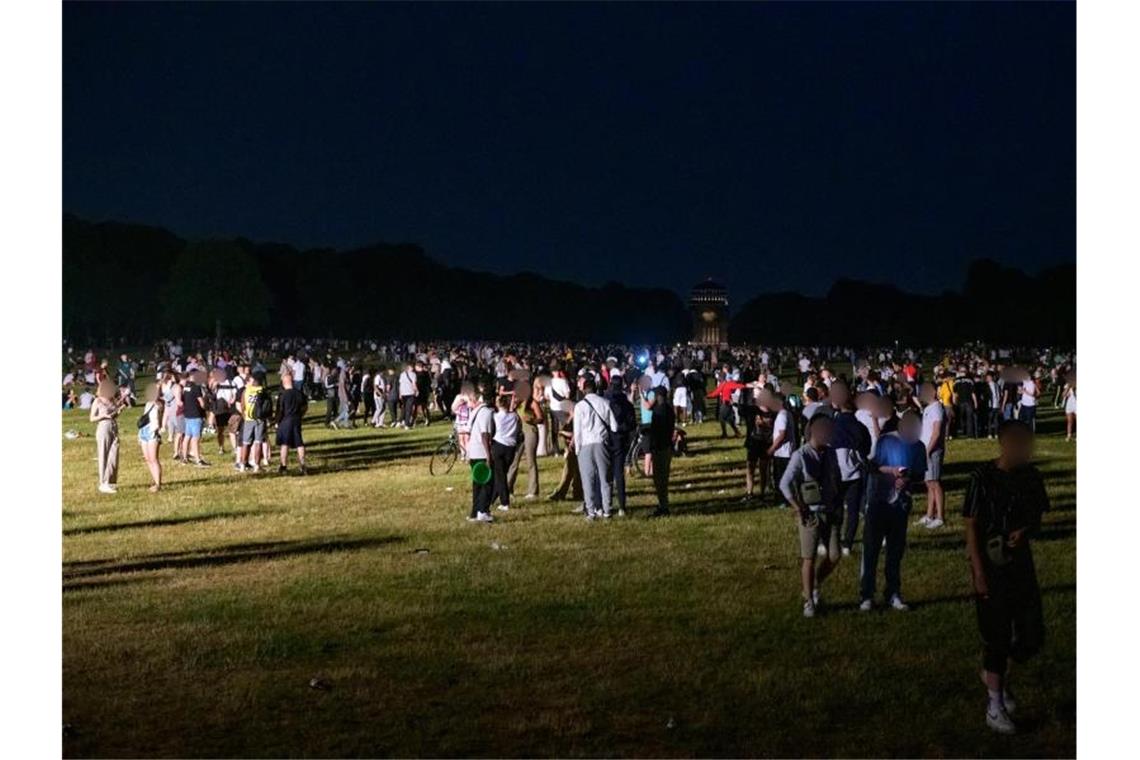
[808,417,833,448]
[898,414,921,443]
[830,383,849,408]
[999,426,1035,467]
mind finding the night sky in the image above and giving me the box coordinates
[64,2,1075,302]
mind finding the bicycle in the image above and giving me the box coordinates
[429,429,462,476]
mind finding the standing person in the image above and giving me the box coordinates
[275,373,308,475]
[451,382,474,459]
[963,419,1049,735]
[573,375,618,519]
[238,372,268,473]
[917,382,947,529]
[89,380,123,494]
[1062,380,1077,441]
[547,414,584,504]
[982,371,1002,439]
[334,366,353,428]
[859,412,926,612]
[465,385,496,523]
[672,380,689,426]
[324,364,339,427]
[213,371,240,456]
[490,394,520,512]
[398,361,417,429]
[361,367,376,427]
[161,371,185,462]
[648,385,676,518]
[136,382,165,492]
[708,375,745,438]
[779,414,843,617]
[606,376,637,517]
[770,392,796,508]
[954,372,979,439]
[415,360,433,426]
[1018,374,1039,431]
[830,381,870,557]
[506,382,543,502]
[180,371,210,467]
[546,361,573,455]
[384,367,400,428]
[740,390,775,503]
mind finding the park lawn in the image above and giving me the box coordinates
[61,401,1075,758]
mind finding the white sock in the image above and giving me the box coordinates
[987,688,1004,712]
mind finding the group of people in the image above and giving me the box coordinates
[66,338,1071,735]
[80,359,311,493]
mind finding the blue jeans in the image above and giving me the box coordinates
[859,498,910,601]
[1002,403,1015,421]
[609,439,628,511]
[1018,405,1037,431]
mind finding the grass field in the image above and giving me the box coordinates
[61,393,1076,758]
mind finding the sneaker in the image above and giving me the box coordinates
[475,512,494,523]
[859,598,874,613]
[233,462,244,472]
[98,484,117,494]
[888,594,910,612]
[617,508,626,517]
[740,494,754,504]
[986,705,1016,735]
[802,600,816,618]
[585,512,597,521]
[841,546,852,558]
[816,544,827,557]
[569,503,584,513]
[195,459,211,468]
[497,504,510,512]
[811,589,821,608]
[979,672,1017,714]
[601,511,612,519]
[926,517,944,529]
[915,515,932,527]
[524,494,536,500]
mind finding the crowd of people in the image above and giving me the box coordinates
[63,338,1074,735]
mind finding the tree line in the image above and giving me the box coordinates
[63,214,1073,347]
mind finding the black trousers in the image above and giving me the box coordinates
[840,478,865,548]
[976,548,1045,673]
[987,408,1002,438]
[957,403,976,438]
[772,456,791,505]
[719,402,738,437]
[491,441,516,507]
[363,394,376,421]
[470,459,494,517]
[325,393,338,424]
[401,395,415,426]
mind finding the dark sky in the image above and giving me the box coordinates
[64,1,1075,302]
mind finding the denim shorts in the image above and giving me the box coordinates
[184,417,204,438]
[138,424,160,443]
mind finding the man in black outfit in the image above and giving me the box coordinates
[954,372,978,439]
[276,373,308,475]
[963,419,1048,735]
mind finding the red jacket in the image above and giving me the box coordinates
[708,380,746,403]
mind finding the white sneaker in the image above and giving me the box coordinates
[926,517,944,529]
[98,484,117,494]
[986,705,1016,735]
[497,504,509,512]
[889,594,910,612]
[841,546,852,558]
[915,515,931,527]
[816,544,827,557]
[802,600,816,618]
[475,512,494,523]
[859,598,874,613]
[979,673,1017,714]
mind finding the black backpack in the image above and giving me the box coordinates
[256,392,274,421]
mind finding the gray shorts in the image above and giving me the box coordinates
[926,449,944,482]
[241,419,266,445]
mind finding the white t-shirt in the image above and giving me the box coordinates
[291,359,306,382]
[466,405,494,460]
[547,376,573,413]
[492,410,519,447]
[1020,379,1038,407]
[772,409,793,458]
[921,402,946,451]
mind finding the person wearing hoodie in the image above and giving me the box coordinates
[829,381,872,556]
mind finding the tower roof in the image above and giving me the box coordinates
[691,277,727,293]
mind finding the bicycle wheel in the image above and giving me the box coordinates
[430,441,458,476]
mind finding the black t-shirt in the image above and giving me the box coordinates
[954,380,975,404]
[961,461,1049,536]
[277,388,307,421]
[649,403,676,452]
[741,404,774,445]
[182,384,205,419]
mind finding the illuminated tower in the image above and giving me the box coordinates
[689,278,728,347]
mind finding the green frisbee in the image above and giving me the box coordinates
[471,460,492,485]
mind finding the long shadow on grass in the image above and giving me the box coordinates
[62,535,403,584]
[63,510,270,536]
[824,582,1076,614]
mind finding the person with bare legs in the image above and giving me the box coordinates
[276,373,308,475]
[917,382,947,529]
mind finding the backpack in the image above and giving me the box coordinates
[256,392,274,421]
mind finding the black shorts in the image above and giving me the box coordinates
[745,439,770,464]
[276,418,304,448]
[215,411,232,429]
